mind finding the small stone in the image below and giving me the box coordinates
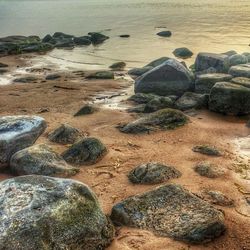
[194,162,224,178]
[157,31,172,37]
[109,61,126,70]
[74,104,97,116]
[193,145,222,156]
[173,47,193,59]
[119,34,130,38]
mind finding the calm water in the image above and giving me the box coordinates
[0,0,250,69]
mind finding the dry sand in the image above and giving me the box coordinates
[0,55,250,250]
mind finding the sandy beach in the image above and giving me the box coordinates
[0,54,250,250]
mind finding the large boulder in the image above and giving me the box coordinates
[135,59,194,96]
[10,144,79,177]
[111,184,225,243]
[0,116,46,168]
[118,108,188,134]
[195,73,233,94]
[209,82,250,115]
[195,53,229,73]
[0,175,114,250]
[229,64,250,78]
[62,137,107,165]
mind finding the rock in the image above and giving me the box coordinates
[127,104,147,113]
[173,47,193,59]
[111,184,225,243]
[195,67,217,76]
[21,42,54,53]
[48,124,82,144]
[10,144,79,177]
[228,54,248,67]
[74,104,97,116]
[128,93,159,104]
[53,32,75,39]
[62,137,107,165]
[229,64,250,78]
[88,32,109,44]
[194,162,224,178]
[45,73,61,80]
[204,190,234,206]
[195,73,233,94]
[242,52,250,62]
[128,162,181,184]
[222,50,237,57]
[195,53,230,73]
[193,145,222,156]
[42,34,55,44]
[231,77,250,88]
[0,175,114,249]
[157,31,172,37]
[86,71,114,79]
[0,115,46,168]
[128,66,153,77]
[120,34,130,38]
[0,62,8,68]
[118,108,188,134]
[55,39,75,48]
[175,92,208,111]
[209,82,250,115]
[73,36,92,45]
[109,61,126,70]
[145,57,170,68]
[135,59,194,96]
[144,96,173,113]
[13,76,38,83]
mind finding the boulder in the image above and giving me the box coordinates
[231,77,250,88]
[144,96,173,113]
[194,162,224,178]
[242,52,250,62]
[209,82,250,115]
[173,47,193,59]
[228,54,248,67]
[175,92,208,111]
[145,57,170,68]
[74,104,97,116]
[48,124,82,144]
[53,32,75,39]
[109,61,126,70]
[222,50,237,57]
[192,145,222,156]
[195,53,229,73]
[10,144,79,177]
[135,59,194,96]
[128,162,181,184]
[229,64,250,78]
[86,71,114,79]
[0,175,114,250]
[88,32,109,44]
[111,184,225,243]
[73,36,91,45]
[118,108,188,134]
[195,73,233,94]
[128,66,153,77]
[0,115,46,168]
[42,34,55,44]
[62,137,107,165]
[156,31,172,37]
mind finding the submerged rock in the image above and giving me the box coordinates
[111,184,225,243]
[135,59,194,96]
[156,31,172,37]
[86,71,114,79]
[192,145,222,156]
[173,47,193,59]
[0,175,114,250]
[118,108,188,134]
[109,61,126,70]
[194,162,224,178]
[0,115,46,168]
[128,162,181,184]
[48,124,82,144]
[74,104,97,116]
[10,144,79,177]
[209,82,250,115]
[229,64,250,78]
[195,73,233,94]
[195,53,229,73]
[62,137,107,165]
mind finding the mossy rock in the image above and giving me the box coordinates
[128,93,159,104]
[192,145,222,156]
[118,108,188,134]
[194,162,224,178]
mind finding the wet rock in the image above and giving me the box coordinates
[10,144,79,177]
[88,32,109,44]
[74,104,97,116]
[0,175,114,250]
[73,36,92,45]
[45,73,61,80]
[118,108,188,134]
[242,52,250,62]
[128,66,153,77]
[209,82,250,115]
[120,34,130,38]
[0,62,8,68]
[55,39,75,48]
[195,67,217,76]
[195,53,230,73]
[21,42,54,53]
[42,34,56,44]
[135,59,194,96]
[109,61,126,70]
[175,92,208,111]
[231,77,250,88]
[53,32,75,39]
[128,162,181,184]
[193,145,222,156]
[13,76,39,83]
[127,104,146,113]
[86,71,114,79]
[173,47,193,59]
[62,137,107,165]
[111,184,225,243]
[144,96,173,113]
[48,124,82,144]
[157,31,172,37]
[128,93,159,104]
[229,64,250,78]
[204,190,234,206]
[194,162,224,178]
[145,57,170,68]
[228,54,248,67]
[195,73,233,94]
[0,115,46,168]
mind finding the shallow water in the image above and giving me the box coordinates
[0,0,250,70]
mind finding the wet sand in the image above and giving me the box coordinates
[0,55,250,250]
